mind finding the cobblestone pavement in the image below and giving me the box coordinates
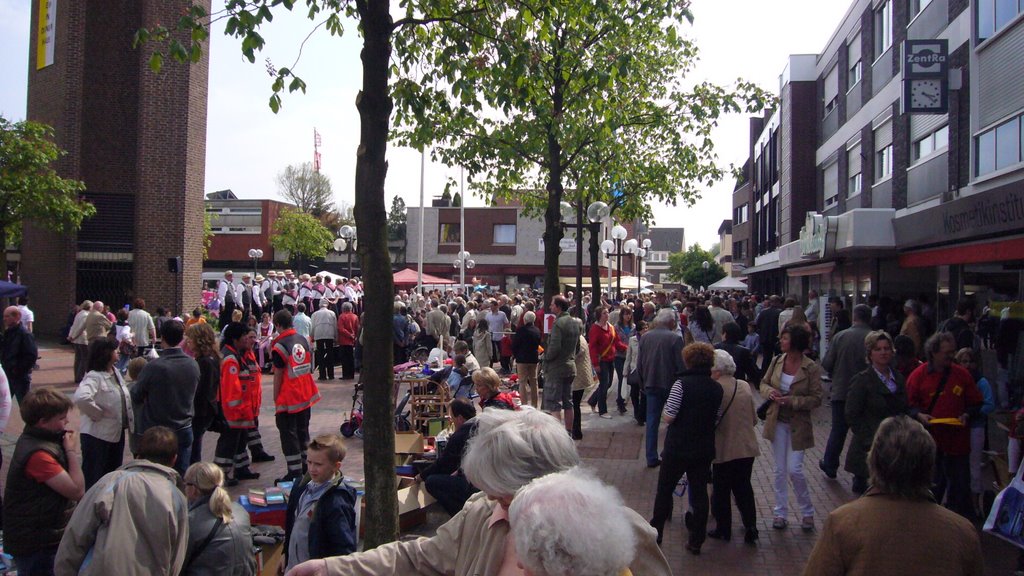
[8,343,1019,574]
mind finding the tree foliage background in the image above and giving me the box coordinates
[276,162,353,235]
[0,116,94,274]
[269,208,334,270]
[667,243,726,288]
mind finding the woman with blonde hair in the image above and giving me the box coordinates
[182,462,256,576]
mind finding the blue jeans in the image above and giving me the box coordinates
[588,361,615,414]
[821,400,848,475]
[645,388,669,465]
[174,426,194,476]
[13,546,58,576]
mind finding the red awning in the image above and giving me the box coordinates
[899,236,1024,268]
[393,268,455,287]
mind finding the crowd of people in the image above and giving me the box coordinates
[0,277,1021,575]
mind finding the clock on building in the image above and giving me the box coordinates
[908,78,943,111]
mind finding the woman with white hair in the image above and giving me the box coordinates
[509,467,636,576]
[285,408,670,576]
[708,349,760,544]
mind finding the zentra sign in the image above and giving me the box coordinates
[903,40,948,77]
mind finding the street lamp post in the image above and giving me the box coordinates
[335,225,358,277]
[453,250,475,289]
[560,200,609,318]
[248,248,264,279]
[601,227,633,302]
[635,238,652,295]
[702,260,710,292]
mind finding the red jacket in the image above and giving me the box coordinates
[337,311,360,347]
[272,328,321,414]
[220,345,260,428]
[906,363,982,456]
[588,322,624,366]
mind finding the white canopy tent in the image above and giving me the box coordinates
[707,276,748,290]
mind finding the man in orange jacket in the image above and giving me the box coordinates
[272,310,322,482]
[214,322,262,486]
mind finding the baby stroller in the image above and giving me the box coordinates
[340,383,364,438]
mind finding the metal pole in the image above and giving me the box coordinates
[417,149,425,295]
[347,249,352,278]
[460,166,465,291]
[615,239,622,302]
[575,201,584,318]
[637,254,642,296]
[607,237,613,303]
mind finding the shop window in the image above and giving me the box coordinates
[493,224,516,245]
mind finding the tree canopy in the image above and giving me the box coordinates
[0,116,93,274]
[277,162,335,217]
[387,195,407,242]
[390,0,771,305]
[270,208,334,269]
[666,243,725,289]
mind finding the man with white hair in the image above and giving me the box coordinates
[286,408,669,576]
[509,468,638,576]
[636,308,685,468]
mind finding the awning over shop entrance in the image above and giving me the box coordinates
[899,236,1024,268]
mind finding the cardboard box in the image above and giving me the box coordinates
[395,431,424,453]
[257,541,284,576]
[358,475,437,536]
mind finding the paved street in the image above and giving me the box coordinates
[7,343,1020,574]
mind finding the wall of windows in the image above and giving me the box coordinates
[912,125,949,162]
[874,0,893,57]
[978,0,1024,41]
[976,112,1023,176]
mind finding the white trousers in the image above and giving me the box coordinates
[771,422,815,519]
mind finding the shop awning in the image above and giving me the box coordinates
[787,262,836,278]
[899,236,1024,268]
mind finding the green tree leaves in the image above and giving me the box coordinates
[0,116,93,273]
[666,243,726,288]
[269,208,334,263]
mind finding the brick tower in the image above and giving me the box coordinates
[23,0,210,336]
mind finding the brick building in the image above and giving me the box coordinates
[22,0,211,336]
[736,0,1024,319]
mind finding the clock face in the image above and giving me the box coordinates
[909,79,942,110]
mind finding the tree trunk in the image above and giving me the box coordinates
[354,0,399,549]
[542,51,566,311]
[0,224,8,283]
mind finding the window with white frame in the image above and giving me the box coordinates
[874,119,894,182]
[824,65,839,116]
[823,162,839,208]
[978,0,1023,41]
[976,113,1023,176]
[847,33,862,88]
[874,1,893,56]
[912,125,949,162]
[493,224,516,244]
[847,143,863,197]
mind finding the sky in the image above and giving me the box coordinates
[0,0,851,249]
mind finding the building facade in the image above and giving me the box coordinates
[644,227,686,288]
[737,0,1024,319]
[21,0,211,335]
[405,205,644,294]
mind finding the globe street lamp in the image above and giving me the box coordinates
[247,248,264,278]
[560,200,609,317]
[601,225,632,302]
[702,260,710,292]
[453,250,475,290]
[334,225,357,277]
[636,238,652,295]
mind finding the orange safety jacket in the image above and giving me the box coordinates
[220,345,260,428]
[272,328,321,414]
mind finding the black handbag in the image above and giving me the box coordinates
[756,399,773,421]
[626,368,641,388]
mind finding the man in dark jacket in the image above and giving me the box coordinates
[636,309,685,468]
[940,300,976,352]
[1,306,38,403]
[511,312,542,409]
[130,320,200,475]
[284,434,357,572]
[715,322,760,385]
[417,398,479,516]
[819,304,872,481]
[754,296,782,373]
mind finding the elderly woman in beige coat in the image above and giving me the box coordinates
[759,324,823,532]
[570,328,594,441]
[708,349,760,544]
